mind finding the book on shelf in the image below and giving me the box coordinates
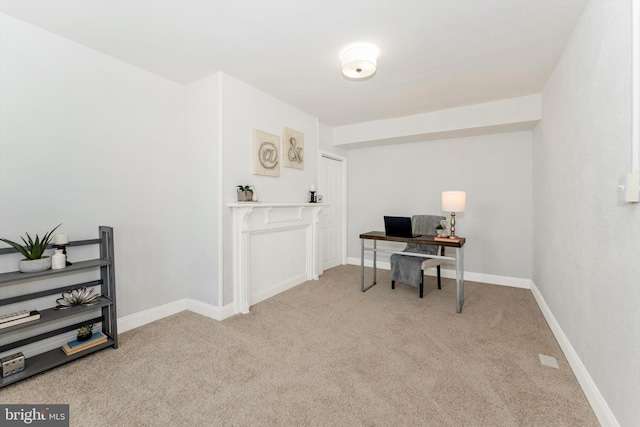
[0,309,32,323]
[62,332,108,356]
[434,236,461,243]
[0,311,40,329]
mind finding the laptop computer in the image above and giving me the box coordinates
[384,216,421,238]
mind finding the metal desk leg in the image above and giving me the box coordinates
[361,238,365,292]
[456,246,465,313]
[361,238,378,292]
[373,239,377,285]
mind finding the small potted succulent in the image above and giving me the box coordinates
[435,223,447,237]
[236,185,254,202]
[0,224,61,273]
[77,324,94,342]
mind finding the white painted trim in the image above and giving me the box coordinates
[228,204,323,314]
[347,257,532,289]
[118,299,189,333]
[320,150,347,162]
[185,299,235,321]
[117,299,237,334]
[218,71,225,307]
[530,282,620,427]
[633,0,640,171]
[226,202,319,208]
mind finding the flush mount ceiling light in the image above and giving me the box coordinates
[340,43,379,80]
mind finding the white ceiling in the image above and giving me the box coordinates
[0,0,586,127]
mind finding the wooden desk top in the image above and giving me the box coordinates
[359,231,466,248]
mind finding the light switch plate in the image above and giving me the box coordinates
[625,172,640,202]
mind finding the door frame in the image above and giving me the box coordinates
[319,150,348,266]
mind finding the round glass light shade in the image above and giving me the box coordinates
[341,45,378,79]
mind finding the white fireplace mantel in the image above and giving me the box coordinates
[227,202,323,314]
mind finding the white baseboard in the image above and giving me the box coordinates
[117,298,237,334]
[118,299,189,333]
[347,257,532,289]
[186,299,235,321]
[530,282,619,427]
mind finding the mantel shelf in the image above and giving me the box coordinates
[226,202,322,208]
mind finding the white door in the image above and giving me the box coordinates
[319,155,345,270]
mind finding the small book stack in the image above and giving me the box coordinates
[0,310,41,329]
[434,236,461,243]
[62,332,108,356]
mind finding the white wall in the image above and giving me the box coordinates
[184,74,221,305]
[0,14,187,317]
[348,130,532,280]
[319,121,348,159]
[532,1,638,425]
[220,74,320,306]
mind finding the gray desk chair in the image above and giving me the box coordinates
[390,215,446,298]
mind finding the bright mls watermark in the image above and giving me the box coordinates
[1,405,69,426]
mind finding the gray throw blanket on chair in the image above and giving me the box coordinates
[390,215,443,287]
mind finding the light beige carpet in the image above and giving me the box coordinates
[2,265,598,426]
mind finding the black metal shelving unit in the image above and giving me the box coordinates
[0,226,117,387]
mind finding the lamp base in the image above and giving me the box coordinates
[449,212,457,238]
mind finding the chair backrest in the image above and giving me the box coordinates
[405,214,446,254]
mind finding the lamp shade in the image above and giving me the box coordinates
[341,44,379,79]
[442,191,466,212]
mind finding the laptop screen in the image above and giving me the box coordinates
[384,216,419,238]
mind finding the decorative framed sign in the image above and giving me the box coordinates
[253,129,280,177]
[283,127,304,169]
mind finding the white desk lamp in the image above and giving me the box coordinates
[442,191,466,238]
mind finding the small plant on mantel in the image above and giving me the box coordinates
[236,185,254,202]
[0,224,61,273]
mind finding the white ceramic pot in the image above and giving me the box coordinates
[18,256,52,273]
[237,191,253,202]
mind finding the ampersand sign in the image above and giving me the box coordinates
[288,137,303,163]
[283,127,304,169]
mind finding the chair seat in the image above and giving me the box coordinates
[421,258,442,270]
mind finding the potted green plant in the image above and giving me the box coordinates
[435,223,447,237]
[236,185,254,202]
[76,324,94,342]
[0,224,61,273]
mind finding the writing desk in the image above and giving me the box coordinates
[359,231,466,313]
